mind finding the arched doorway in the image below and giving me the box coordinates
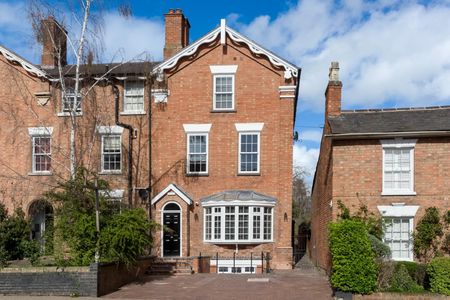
[28,200,53,251]
[162,202,181,257]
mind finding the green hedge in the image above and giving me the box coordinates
[329,219,378,294]
[427,257,450,295]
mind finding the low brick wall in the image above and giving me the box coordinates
[97,257,155,296]
[353,293,448,300]
[0,265,97,296]
[0,256,156,297]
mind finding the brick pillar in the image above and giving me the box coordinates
[325,62,342,118]
[40,16,67,69]
[163,9,190,60]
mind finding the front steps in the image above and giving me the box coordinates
[146,257,193,276]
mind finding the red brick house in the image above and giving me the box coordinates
[0,9,299,270]
[310,62,450,272]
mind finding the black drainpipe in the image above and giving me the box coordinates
[112,84,134,207]
[147,76,153,220]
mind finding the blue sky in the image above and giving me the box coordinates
[2,0,450,186]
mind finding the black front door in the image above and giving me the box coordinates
[163,212,181,256]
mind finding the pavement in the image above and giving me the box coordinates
[0,265,333,300]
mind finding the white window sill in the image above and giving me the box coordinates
[238,172,260,176]
[204,240,273,244]
[28,171,52,176]
[391,257,414,262]
[57,112,83,117]
[120,111,146,115]
[381,191,416,196]
[99,171,122,175]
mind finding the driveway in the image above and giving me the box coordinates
[103,269,333,300]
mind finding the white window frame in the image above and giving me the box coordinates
[381,139,417,196]
[203,205,274,244]
[28,127,53,175]
[59,88,82,116]
[183,124,212,175]
[210,65,237,111]
[101,134,122,173]
[122,80,145,114]
[238,132,261,174]
[378,205,419,262]
[186,133,209,175]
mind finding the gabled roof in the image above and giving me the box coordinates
[201,190,276,206]
[155,19,299,79]
[329,106,450,136]
[151,183,193,206]
[0,45,47,78]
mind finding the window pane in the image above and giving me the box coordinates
[103,136,121,171]
[383,217,412,259]
[33,136,51,172]
[214,75,233,109]
[384,148,412,191]
[124,81,144,112]
[188,134,207,173]
[240,134,259,173]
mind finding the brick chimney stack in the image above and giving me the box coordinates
[40,16,67,69]
[325,61,342,117]
[163,9,190,60]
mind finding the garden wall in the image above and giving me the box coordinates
[0,256,155,297]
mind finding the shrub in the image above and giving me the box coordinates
[100,208,156,265]
[0,204,40,264]
[388,264,424,293]
[414,207,443,261]
[46,168,157,266]
[329,219,378,294]
[396,261,428,288]
[368,234,391,260]
[427,257,450,295]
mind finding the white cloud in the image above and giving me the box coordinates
[101,13,164,62]
[231,0,450,112]
[300,130,322,143]
[293,144,319,185]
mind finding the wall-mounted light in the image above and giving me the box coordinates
[284,212,288,222]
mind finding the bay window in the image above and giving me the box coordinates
[204,205,273,243]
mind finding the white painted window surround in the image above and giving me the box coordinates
[235,123,264,174]
[123,80,145,114]
[28,127,53,175]
[183,124,212,175]
[381,138,417,196]
[378,204,419,261]
[97,126,124,174]
[210,65,238,111]
[203,205,274,244]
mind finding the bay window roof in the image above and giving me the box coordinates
[201,190,276,206]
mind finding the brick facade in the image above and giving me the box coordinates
[310,62,450,272]
[0,10,298,270]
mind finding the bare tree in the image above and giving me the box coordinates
[292,166,311,224]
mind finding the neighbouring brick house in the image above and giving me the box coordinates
[0,9,300,271]
[310,62,450,272]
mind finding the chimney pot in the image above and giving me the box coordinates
[325,61,342,117]
[329,61,340,82]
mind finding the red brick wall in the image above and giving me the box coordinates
[311,135,450,272]
[151,37,296,269]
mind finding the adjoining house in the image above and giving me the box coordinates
[310,62,450,272]
[0,9,300,271]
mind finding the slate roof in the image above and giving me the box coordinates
[329,106,450,134]
[201,190,276,204]
[44,61,159,78]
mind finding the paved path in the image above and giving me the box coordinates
[103,269,333,300]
